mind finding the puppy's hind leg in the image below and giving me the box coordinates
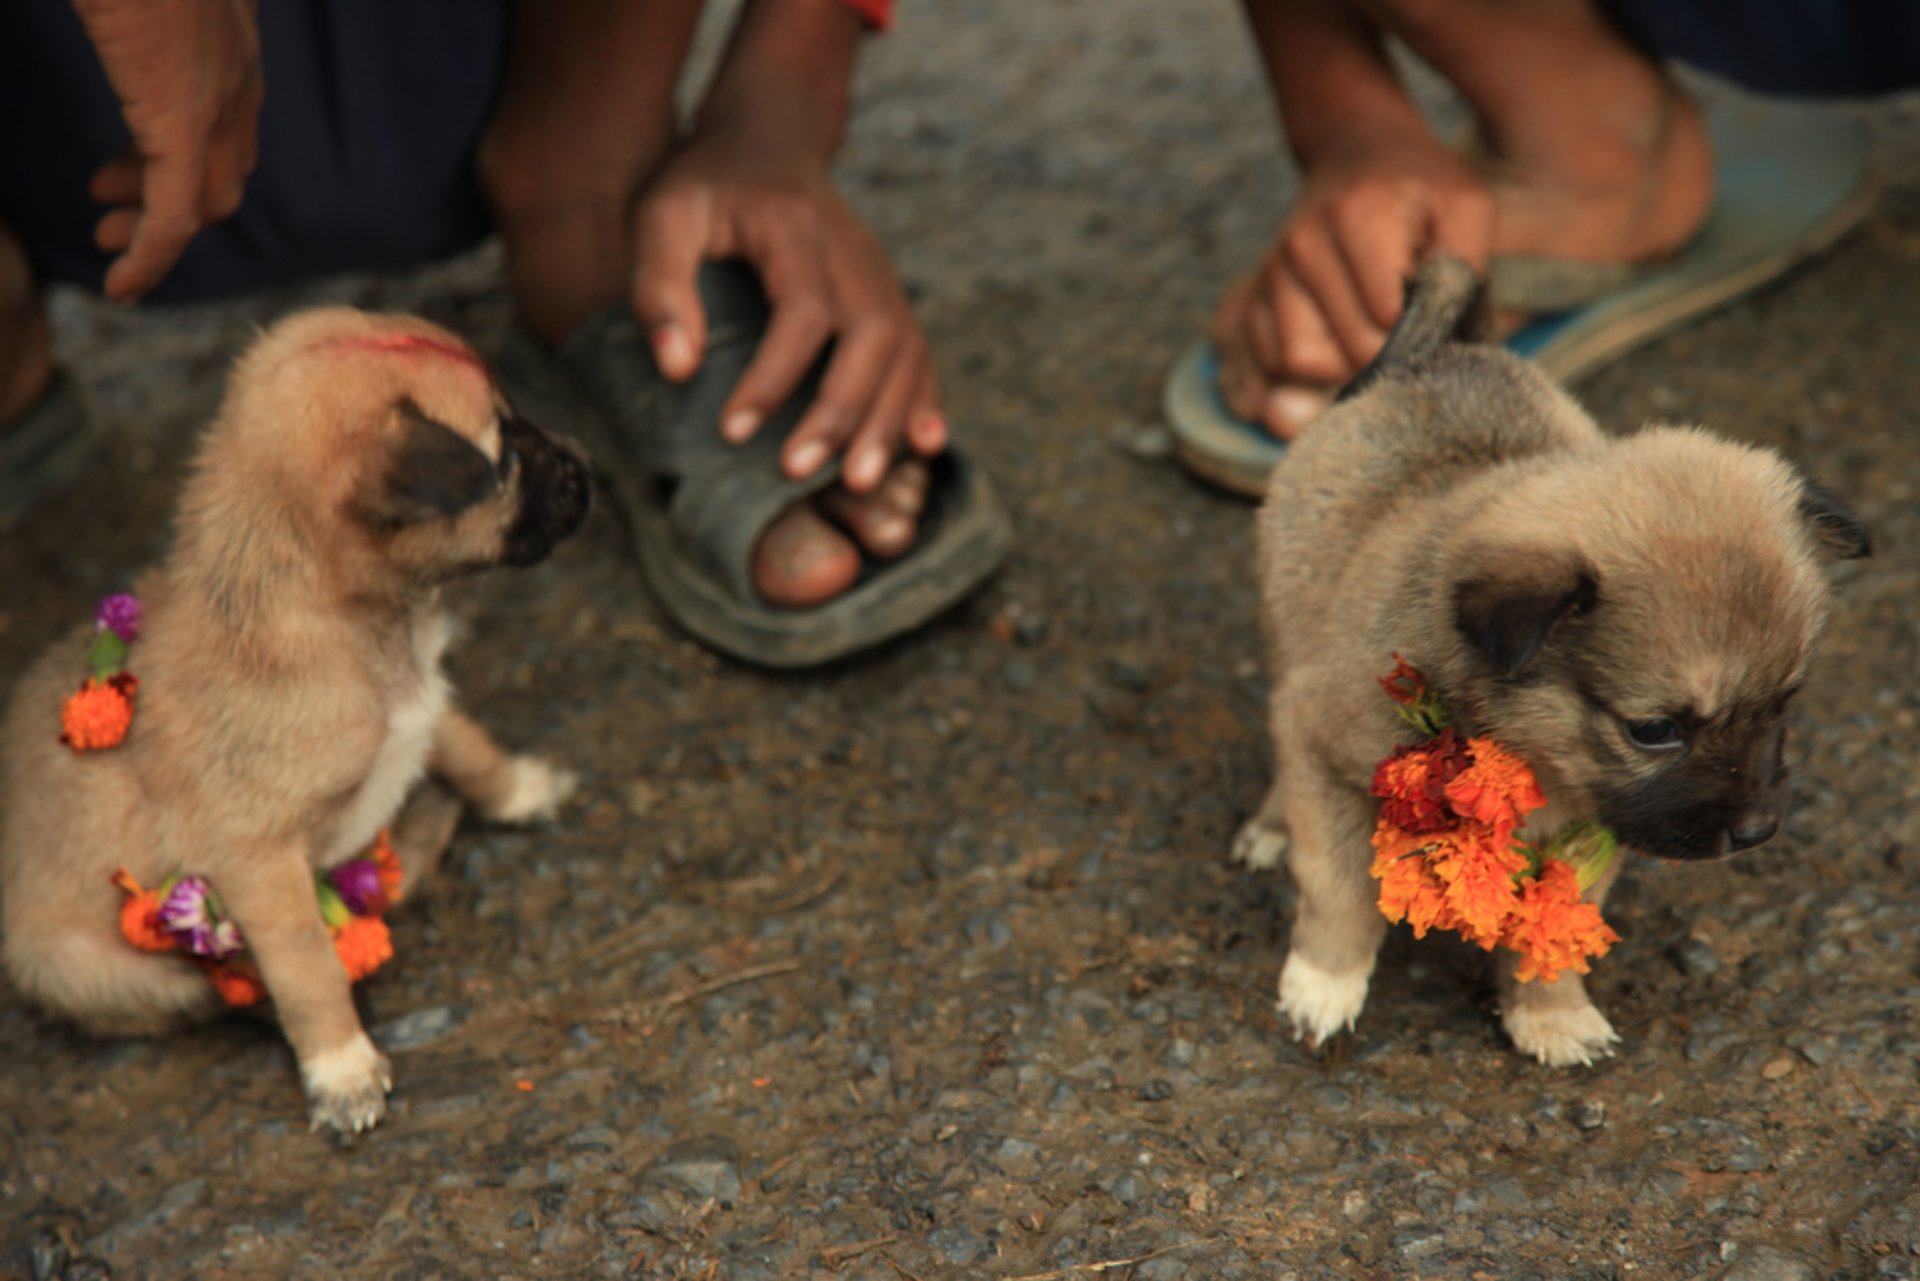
[6,922,225,1038]
[1231,782,1290,871]
[1500,858,1622,1066]
[388,782,464,899]
[1275,765,1385,1046]
[429,708,577,823]
[1232,689,1294,871]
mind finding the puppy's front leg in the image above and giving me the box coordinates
[1500,857,1624,1066]
[1276,763,1384,1045]
[429,707,576,823]
[218,846,391,1133]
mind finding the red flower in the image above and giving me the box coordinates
[210,964,267,1008]
[1372,727,1474,834]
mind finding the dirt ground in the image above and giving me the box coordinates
[3,3,1919,1279]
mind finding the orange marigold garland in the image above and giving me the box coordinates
[60,594,143,752]
[111,829,404,1007]
[1369,655,1621,982]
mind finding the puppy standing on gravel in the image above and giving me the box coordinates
[1,309,590,1131]
[1235,256,1868,1066]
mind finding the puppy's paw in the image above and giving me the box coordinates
[483,756,578,824]
[1504,999,1620,1068]
[1276,951,1369,1045]
[1231,821,1289,871]
[301,1032,394,1135]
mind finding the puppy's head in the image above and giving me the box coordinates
[1436,428,1867,861]
[201,308,590,589]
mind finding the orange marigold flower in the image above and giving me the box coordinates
[1425,824,1530,947]
[210,964,267,1008]
[1443,737,1546,846]
[1372,828,1460,938]
[61,676,136,752]
[110,869,174,952]
[1372,728,1473,834]
[371,829,404,905]
[332,916,394,982]
[1502,859,1621,983]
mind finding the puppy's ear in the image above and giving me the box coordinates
[1798,478,1871,561]
[1453,554,1598,679]
[362,399,497,528]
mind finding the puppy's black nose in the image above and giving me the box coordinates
[1727,816,1779,851]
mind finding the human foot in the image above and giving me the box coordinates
[751,460,932,608]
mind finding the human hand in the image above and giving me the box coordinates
[72,0,263,301]
[1212,128,1493,438]
[628,127,944,495]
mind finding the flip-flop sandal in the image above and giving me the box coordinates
[1164,92,1878,498]
[0,371,102,524]
[495,261,1013,669]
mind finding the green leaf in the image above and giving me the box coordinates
[314,880,350,929]
[86,630,128,680]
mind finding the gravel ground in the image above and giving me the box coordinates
[3,3,1918,1278]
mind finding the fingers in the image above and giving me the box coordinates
[629,183,715,384]
[102,148,205,301]
[1281,212,1390,372]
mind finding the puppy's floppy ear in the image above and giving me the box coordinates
[1798,477,1871,561]
[1453,552,1598,679]
[362,399,497,528]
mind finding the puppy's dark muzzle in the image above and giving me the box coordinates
[502,415,592,567]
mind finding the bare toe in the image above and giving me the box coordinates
[753,503,861,607]
[819,459,929,561]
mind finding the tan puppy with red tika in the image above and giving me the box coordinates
[0,309,590,1133]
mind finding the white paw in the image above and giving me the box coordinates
[1232,821,1289,871]
[1504,997,1620,1067]
[301,1032,394,1134]
[485,756,578,823]
[1276,950,1370,1045]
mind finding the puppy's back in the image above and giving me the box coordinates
[1256,256,1602,659]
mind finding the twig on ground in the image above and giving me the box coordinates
[817,1235,898,1268]
[1005,1239,1218,1280]
[586,959,804,1025]
[879,1253,931,1281]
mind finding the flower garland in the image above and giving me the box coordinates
[111,833,403,1007]
[60,594,142,751]
[1368,656,1621,983]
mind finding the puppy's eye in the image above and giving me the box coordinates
[1623,717,1684,750]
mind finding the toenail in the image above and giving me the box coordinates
[1268,387,1330,434]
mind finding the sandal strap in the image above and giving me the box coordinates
[1489,255,1662,314]
[554,263,842,604]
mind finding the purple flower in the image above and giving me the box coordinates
[329,858,385,917]
[158,877,244,959]
[96,594,142,643]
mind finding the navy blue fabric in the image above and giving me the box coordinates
[0,0,509,302]
[1608,0,1920,96]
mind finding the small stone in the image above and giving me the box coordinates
[1115,422,1175,460]
[1761,1056,1796,1081]
[509,1209,534,1229]
[1573,1099,1607,1131]
[603,1194,671,1233]
[927,1226,990,1265]
[27,1229,68,1281]
[375,1005,465,1050]
[1013,612,1051,647]
[1001,659,1038,692]
[1138,1079,1175,1102]
[1104,656,1156,693]
[1721,1244,1817,1281]
[1669,935,1722,977]
[1106,1172,1147,1207]
[640,1135,742,1207]
[1392,1226,1446,1259]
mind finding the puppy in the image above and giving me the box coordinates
[1,308,591,1131]
[1234,256,1868,1066]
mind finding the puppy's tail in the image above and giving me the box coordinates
[1335,253,1490,403]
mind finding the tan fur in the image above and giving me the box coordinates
[1240,269,1858,1066]
[1,308,587,1132]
